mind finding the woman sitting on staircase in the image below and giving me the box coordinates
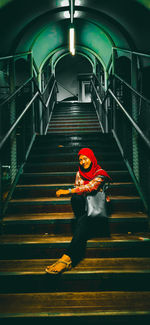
[45,147,111,274]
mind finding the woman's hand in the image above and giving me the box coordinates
[56,189,70,197]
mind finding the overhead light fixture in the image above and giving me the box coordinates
[69,0,75,55]
[61,0,69,7]
[74,11,78,18]
[69,26,75,55]
[64,11,70,18]
[75,0,81,5]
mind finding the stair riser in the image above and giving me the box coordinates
[53,111,97,116]
[47,127,100,134]
[49,127,101,132]
[49,121,100,125]
[13,186,138,199]
[50,120,99,124]
[24,163,126,173]
[2,219,148,235]
[0,273,150,294]
[7,200,143,214]
[19,173,132,184]
[51,116,98,120]
[33,142,118,150]
[28,154,121,163]
[35,136,115,145]
[48,124,100,128]
[31,145,118,152]
[30,150,119,158]
[35,132,114,139]
[1,242,150,260]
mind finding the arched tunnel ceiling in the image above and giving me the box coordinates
[0,0,150,71]
[16,17,114,69]
[47,47,95,72]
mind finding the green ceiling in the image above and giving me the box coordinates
[0,0,149,71]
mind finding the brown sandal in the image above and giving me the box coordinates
[45,257,72,274]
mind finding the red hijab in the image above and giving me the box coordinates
[78,148,111,184]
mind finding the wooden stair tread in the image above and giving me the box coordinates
[10,196,141,203]
[3,211,147,221]
[21,170,129,175]
[49,122,100,124]
[0,291,150,315]
[0,233,150,244]
[47,131,101,133]
[15,182,135,188]
[25,161,124,165]
[1,257,150,273]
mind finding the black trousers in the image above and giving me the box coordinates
[66,193,110,266]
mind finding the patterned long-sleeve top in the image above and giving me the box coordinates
[73,171,105,194]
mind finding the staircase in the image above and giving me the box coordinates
[0,101,150,324]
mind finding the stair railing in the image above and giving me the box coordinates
[0,75,58,217]
[90,73,150,215]
[57,80,78,101]
[91,74,109,132]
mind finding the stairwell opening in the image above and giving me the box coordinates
[55,54,92,102]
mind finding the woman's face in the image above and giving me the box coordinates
[79,155,91,169]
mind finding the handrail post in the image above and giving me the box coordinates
[0,162,2,217]
[38,70,43,134]
[104,70,108,132]
[131,53,140,181]
[9,58,17,184]
[28,52,35,136]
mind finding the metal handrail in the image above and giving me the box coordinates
[0,77,33,107]
[112,46,150,58]
[0,51,32,61]
[0,92,39,150]
[93,73,105,92]
[108,88,150,150]
[42,74,54,95]
[91,73,150,151]
[114,73,150,104]
[91,74,109,104]
[91,79,102,105]
[57,81,78,99]
[0,77,58,151]
[33,77,56,109]
[46,80,57,107]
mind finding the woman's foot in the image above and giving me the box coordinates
[45,254,72,274]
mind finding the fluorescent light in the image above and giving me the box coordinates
[64,11,70,18]
[61,0,69,7]
[75,0,81,5]
[74,11,78,18]
[69,27,75,55]
[65,10,77,19]
[71,48,75,56]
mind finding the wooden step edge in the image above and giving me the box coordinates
[20,170,129,176]
[35,132,113,136]
[29,152,120,157]
[9,196,142,204]
[49,121,100,123]
[47,130,102,133]
[24,162,125,167]
[1,269,150,276]
[0,292,150,319]
[0,235,150,246]
[15,182,135,189]
[50,119,99,121]
[2,213,148,223]
[3,211,147,221]
[1,257,150,274]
